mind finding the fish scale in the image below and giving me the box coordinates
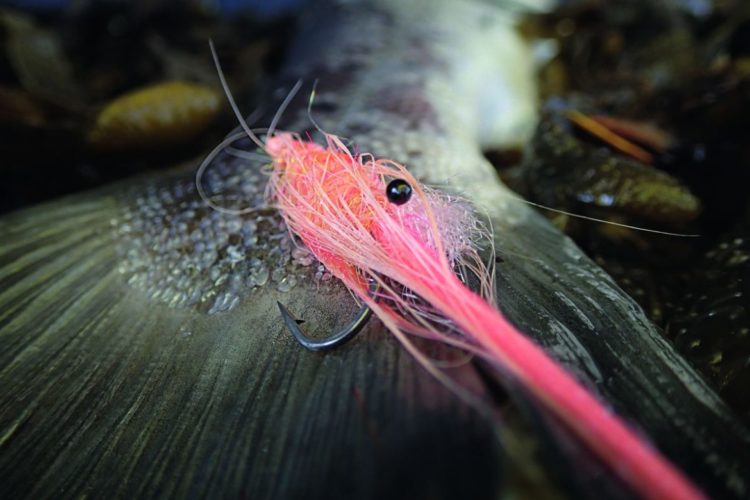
[0,0,749,499]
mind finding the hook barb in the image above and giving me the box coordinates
[278,281,378,352]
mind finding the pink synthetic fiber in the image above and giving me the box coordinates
[265,132,706,500]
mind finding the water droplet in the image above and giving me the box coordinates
[276,276,297,293]
[253,265,269,287]
[225,218,242,233]
[271,267,286,283]
[226,245,245,264]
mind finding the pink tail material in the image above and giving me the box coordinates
[387,247,706,500]
[453,283,702,500]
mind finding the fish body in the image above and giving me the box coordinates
[1,1,749,499]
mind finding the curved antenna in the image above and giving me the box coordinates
[223,126,271,160]
[209,39,266,151]
[510,195,701,238]
[196,130,268,215]
[306,79,327,136]
[267,79,303,138]
[224,146,270,162]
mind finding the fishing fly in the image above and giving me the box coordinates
[200,41,707,500]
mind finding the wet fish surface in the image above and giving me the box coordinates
[1,1,749,499]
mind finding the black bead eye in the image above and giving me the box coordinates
[386,179,412,205]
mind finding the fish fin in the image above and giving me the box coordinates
[0,189,519,499]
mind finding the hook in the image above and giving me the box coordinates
[277,280,379,351]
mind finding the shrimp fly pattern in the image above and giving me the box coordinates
[199,40,706,500]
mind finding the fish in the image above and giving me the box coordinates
[1,1,749,499]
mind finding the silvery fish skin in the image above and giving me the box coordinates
[0,1,748,499]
